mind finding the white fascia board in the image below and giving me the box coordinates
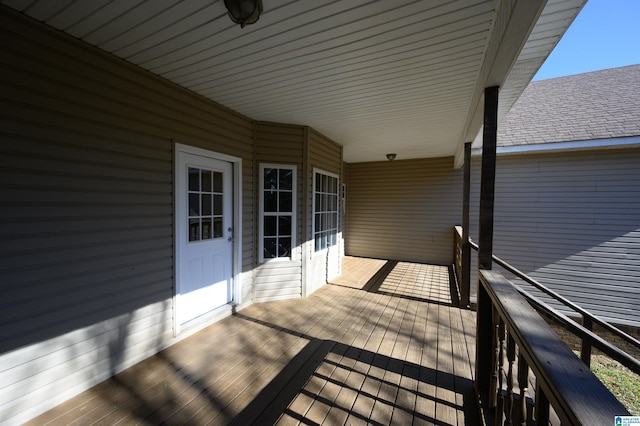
[471,136,640,156]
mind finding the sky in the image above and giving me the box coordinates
[533,0,640,80]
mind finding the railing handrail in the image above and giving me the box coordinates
[478,270,630,424]
[514,278,640,375]
[465,236,640,354]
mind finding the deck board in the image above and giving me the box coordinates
[25,257,479,426]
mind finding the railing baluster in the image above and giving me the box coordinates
[490,307,501,409]
[535,382,549,425]
[494,318,506,425]
[517,352,529,425]
[505,332,515,425]
[581,316,593,367]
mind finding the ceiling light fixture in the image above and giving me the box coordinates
[224,0,263,28]
[386,153,397,161]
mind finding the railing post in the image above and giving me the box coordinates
[461,141,471,307]
[478,86,499,271]
[475,279,493,397]
[475,86,499,400]
[581,316,593,367]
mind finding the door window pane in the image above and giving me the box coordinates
[201,170,212,192]
[189,219,200,242]
[213,194,223,215]
[189,168,199,191]
[213,172,223,193]
[213,217,223,238]
[188,166,224,242]
[189,193,199,217]
[202,218,212,240]
[202,194,212,216]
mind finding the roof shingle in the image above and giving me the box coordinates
[498,64,640,147]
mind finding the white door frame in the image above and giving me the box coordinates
[173,142,242,335]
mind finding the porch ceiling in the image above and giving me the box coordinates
[1,0,584,163]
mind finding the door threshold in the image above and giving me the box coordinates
[177,302,236,337]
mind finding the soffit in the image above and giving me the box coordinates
[462,0,585,165]
[1,0,584,163]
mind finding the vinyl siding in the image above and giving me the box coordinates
[346,157,462,265]
[253,122,304,302]
[309,129,342,176]
[306,130,343,294]
[0,8,254,425]
[469,148,640,327]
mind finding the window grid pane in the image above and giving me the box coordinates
[261,166,295,260]
[313,172,338,252]
[188,167,223,242]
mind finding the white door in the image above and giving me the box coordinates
[176,150,234,327]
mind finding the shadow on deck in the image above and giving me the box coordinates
[27,257,478,425]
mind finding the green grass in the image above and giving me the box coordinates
[590,354,640,416]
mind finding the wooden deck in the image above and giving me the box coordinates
[26,257,478,425]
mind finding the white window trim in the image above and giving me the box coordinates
[312,168,340,255]
[259,163,297,263]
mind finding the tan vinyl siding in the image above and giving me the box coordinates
[0,8,253,424]
[469,148,640,327]
[308,129,342,175]
[307,130,343,292]
[253,122,305,301]
[346,157,462,265]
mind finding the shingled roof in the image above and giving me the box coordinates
[498,64,640,147]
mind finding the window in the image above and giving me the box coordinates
[313,169,339,252]
[259,164,296,262]
[188,167,224,241]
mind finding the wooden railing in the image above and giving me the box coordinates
[453,226,470,307]
[485,249,640,375]
[452,226,640,374]
[453,226,464,299]
[452,226,639,423]
[477,270,630,425]
[467,236,640,376]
